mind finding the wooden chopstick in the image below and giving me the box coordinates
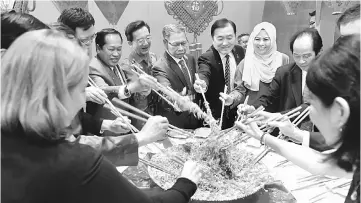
[219,85,228,128]
[195,73,212,115]
[88,77,139,133]
[139,158,178,176]
[237,95,249,121]
[261,111,301,132]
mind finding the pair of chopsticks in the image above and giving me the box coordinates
[219,85,228,128]
[195,73,212,116]
[236,95,249,121]
[110,98,193,138]
[139,158,178,176]
[309,181,350,202]
[259,106,302,131]
[251,107,310,165]
[88,77,139,133]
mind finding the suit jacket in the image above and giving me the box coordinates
[197,45,245,129]
[87,56,132,122]
[253,62,303,112]
[252,63,331,151]
[152,52,201,129]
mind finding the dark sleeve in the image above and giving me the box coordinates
[79,111,103,136]
[79,155,197,203]
[253,68,282,111]
[70,134,139,166]
[152,64,172,88]
[197,55,212,86]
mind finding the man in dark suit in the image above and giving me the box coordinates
[152,24,201,129]
[194,18,245,129]
[251,28,330,151]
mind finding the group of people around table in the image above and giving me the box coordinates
[1,3,360,203]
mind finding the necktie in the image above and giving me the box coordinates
[224,54,231,94]
[113,66,125,85]
[179,59,192,92]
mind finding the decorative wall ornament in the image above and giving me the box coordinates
[281,0,302,15]
[52,1,88,13]
[164,0,223,42]
[324,0,359,15]
[94,1,129,26]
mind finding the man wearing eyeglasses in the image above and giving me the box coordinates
[152,24,201,129]
[124,20,158,129]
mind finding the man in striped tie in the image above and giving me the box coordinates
[194,18,245,129]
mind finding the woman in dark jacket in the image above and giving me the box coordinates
[1,29,202,203]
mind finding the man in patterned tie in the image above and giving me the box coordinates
[152,24,201,129]
[194,18,245,129]
[124,20,158,129]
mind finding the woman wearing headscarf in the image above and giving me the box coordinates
[1,29,202,203]
[234,22,289,105]
[236,35,360,203]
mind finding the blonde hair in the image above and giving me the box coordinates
[162,24,186,40]
[1,29,89,140]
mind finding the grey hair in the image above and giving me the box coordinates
[162,24,186,40]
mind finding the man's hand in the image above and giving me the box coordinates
[86,86,107,104]
[219,93,234,106]
[101,117,131,134]
[193,79,207,93]
[128,74,157,94]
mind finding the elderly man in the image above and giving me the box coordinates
[124,20,158,129]
[152,24,201,129]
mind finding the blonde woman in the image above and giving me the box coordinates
[1,29,202,203]
[234,22,289,105]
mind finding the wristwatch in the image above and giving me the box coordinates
[124,85,131,97]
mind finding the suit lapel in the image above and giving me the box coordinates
[290,63,302,106]
[211,46,225,82]
[164,52,187,88]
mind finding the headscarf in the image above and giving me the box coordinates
[242,22,284,91]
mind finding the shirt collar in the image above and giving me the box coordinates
[130,50,150,64]
[219,52,234,60]
[167,51,185,64]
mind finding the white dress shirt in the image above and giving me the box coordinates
[219,52,237,91]
[302,70,307,93]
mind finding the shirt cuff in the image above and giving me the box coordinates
[301,130,310,147]
[118,85,131,99]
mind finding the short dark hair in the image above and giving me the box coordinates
[57,7,95,32]
[238,33,249,39]
[337,4,360,29]
[211,18,236,38]
[48,22,81,46]
[1,12,49,49]
[124,20,150,42]
[95,28,123,49]
[309,10,316,17]
[306,34,360,172]
[289,28,323,55]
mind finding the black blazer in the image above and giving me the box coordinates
[253,62,303,112]
[197,45,245,128]
[152,52,201,129]
[252,63,331,151]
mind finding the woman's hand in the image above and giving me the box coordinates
[237,104,255,115]
[136,116,169,146]
[235,121,263,140]
[180,160,203,185]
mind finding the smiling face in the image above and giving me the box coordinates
[212,23,236,55]
[130,26,152,56]
[96,34,123,67]
[253,29,271,55]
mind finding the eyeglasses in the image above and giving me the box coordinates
[79,33,96,46]
[136,35,152,44]
[166,39,188,47]
[293,53,313,60]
